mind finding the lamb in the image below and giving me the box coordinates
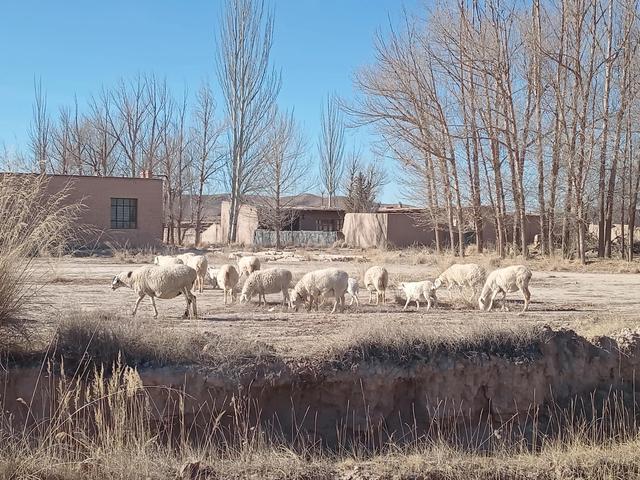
[177,253,208,294]
[239,268,293,307]
[238,255,261,276]
[206,266,219,289]
[291,268,349,314]
[111,264,197,318]
[153,255,184,266]
[347,277,360,306]
[478,265,532,313]
[216,264,240,305]
[434,263,487,298]
[364,266,389,305]
[399,280,437,311]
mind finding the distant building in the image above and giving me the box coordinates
[176,193,347,246]
[41,174,164,248]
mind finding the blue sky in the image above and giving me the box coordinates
[0,0,419,202]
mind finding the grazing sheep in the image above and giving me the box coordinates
[153,255,184,266]
[239,268,293,307]
[238,256,261,276]
[347,277,360,306]
[434,263,486,298]
[399,280,437,311]
[206,266,219,289]
[318,276,360,307]
[364,266,389,305]
[216,264,240,305]
[292,268,349,314]
[177,253,208,294]
[478,265,532,313]
[111,264,197,318]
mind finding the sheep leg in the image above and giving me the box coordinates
[520,286,531,313]
[426,298,431,311]
[330,297,339,314]
[500,291,508,311]
[368,290,373,304]
[382,290,386,304]
[150,296,158,318]
[132,294,145,316]
[415,300,420,311]
[375,291,380,306]
[487,290,500,312]
[403,297,411,311]
[354,294,360,307]
[190,292,198,317]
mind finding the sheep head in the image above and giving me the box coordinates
[111,271,133,290]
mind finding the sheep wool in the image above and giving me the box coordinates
[216,264,240,305]
[364,266,389,305]
[292,268,349,314]
[478,265,532,313]
[111,264,197,318]
[240,268,293,307]
[399,280,437,311]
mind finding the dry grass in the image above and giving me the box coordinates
[0,174,82,343]
[321,318,546,368]
[52,311,285,378]
[1,356,639,479]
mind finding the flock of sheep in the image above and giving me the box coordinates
[110,253,533,319]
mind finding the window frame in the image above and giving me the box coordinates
[110,198,138,230]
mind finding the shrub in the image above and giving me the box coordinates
[0,174,81,340]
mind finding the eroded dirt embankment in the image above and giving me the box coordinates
[3,328,640,445]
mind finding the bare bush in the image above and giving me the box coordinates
[0,174,81,339]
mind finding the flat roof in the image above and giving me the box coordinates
[0,172,163,183]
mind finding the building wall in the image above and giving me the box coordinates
[386,213,438,248]
[297,210,344,231]
[343,213,388,248]
[220,201,259,245]
[45,175,163,248]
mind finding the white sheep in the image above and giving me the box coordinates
[434,263,487,298]
[347,277,360,306]
[239,268,293,307]
[206,266,219,289]
[478,265,532,313]
[238,255,261,276]
[399,280,437,311]
[318,276,359,307]
[364,266,389,305]
[111,264,197,318]
[177,253,208,294]
[153,255,184,266]
[216,264,240,305]
[292,268,349,314]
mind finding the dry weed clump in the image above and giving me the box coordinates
[53,311,286,377]
[321,319,546,367]
[0,174,82,341]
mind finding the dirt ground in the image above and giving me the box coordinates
[25,254,640,357]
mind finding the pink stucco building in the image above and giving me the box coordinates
[43,174,164,248]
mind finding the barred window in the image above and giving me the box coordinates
[111,198,137,229]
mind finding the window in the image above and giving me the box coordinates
[111,198,137,229]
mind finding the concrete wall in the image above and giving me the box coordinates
[254,230,338,247]
[386,213,438,248]
[343,213,388,248]
[45,175,163,248]
[220,201,259,245]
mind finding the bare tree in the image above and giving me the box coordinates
[190,83,224,246]
[318,94,346,207]
[28,79,50,174]
[343,150,387,213]
[259,110,308,249]
[216,0,281,243]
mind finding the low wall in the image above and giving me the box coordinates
[253,229,338,247]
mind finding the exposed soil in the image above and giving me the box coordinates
[25,256,640,357]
